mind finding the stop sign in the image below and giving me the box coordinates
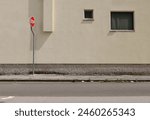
[30,17,35,27]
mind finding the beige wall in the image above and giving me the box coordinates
[0,0,150,64]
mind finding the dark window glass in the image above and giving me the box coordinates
[111,12,134,30]
[84,10,93,19]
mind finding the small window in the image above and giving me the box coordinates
[84,9,94,20]
[111,12,134,30]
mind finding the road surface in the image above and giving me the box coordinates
[0,82,150,102]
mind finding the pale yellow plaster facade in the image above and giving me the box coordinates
[0,0,150,64]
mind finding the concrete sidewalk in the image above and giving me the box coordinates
[0,74,150,81]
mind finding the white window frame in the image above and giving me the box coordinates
[83,9,94,21]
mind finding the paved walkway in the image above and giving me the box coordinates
[0,74,150,81]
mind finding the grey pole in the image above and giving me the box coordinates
[31,27,35,75]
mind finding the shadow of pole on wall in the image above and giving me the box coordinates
[28,0,51,51]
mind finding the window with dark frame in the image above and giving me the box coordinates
[84,10,94,20]
[111,12,134,30]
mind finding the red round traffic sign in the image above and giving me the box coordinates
[30,17,35,27]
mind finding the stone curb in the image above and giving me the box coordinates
[0,74,150,81]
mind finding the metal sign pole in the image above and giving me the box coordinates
[31,26,35,75]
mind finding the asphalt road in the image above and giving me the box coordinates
[0,82,150,102]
